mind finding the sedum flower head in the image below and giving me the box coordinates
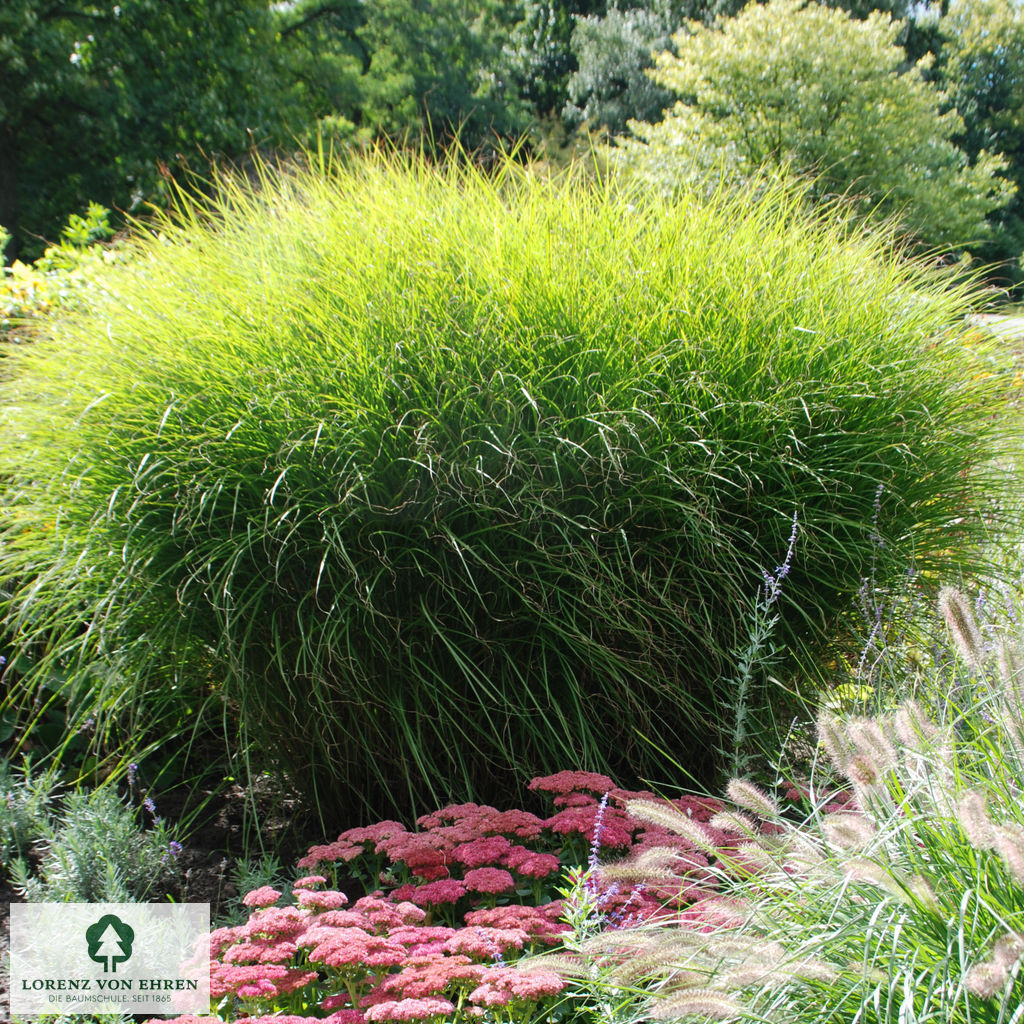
[364,997,456,1022]
[242,885,283,908]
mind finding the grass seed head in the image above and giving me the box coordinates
[709,811,759,838]
[938,585,985,669]
[626,800,719,855]
[956,791,996,850]
[893,699,940,751]
[725,778,779,819]
[650,987,744,1020]
[822,812,876,852]
[993,824,1024,884]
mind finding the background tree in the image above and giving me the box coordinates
[564,3,680,133]
[937,0,1024,282]
[1,0,290,261]
[619,0,1014,250]
[511,0,748,127]
[278,0,528,149]
[504,0,608,118]
[554,0,926,138]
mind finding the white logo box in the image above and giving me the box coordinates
[11,902,210,1016]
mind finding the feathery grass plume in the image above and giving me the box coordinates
[965,961,1010,1000]
[908,874,940,913]
[821,812,876,851]
[597,843,693,885]
[965,933,1024,998]
[782,832,828,874]
[702,934,785,965]
[846,716,899,774]
[841,857,904,896]
[816,711,857,772]
[649,988,744,1020]
[725,779,779,819]
[730,842,776,876]
[598,863,680,884]
[632,846,694,871]
[625,800,719,855]
[996,705,1024,763]
[686,897,755,930]
[610,958,706,989]
[996,640,1024,689]
[893,699,941,751]
[583,930,707,956]
[956,791,996,850]
[520,954,591,980]
[709,811,759,838]
[939,585,986,670]
[714,964,784,989]
[784,958,838,984]
[843,755,890,810]
[991,932,1024,969]
[993,825,1024,884]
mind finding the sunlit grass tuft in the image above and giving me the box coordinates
[0,150,1012,820]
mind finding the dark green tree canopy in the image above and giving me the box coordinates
[1,0,290,260]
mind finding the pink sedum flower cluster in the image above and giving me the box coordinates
[157,770,756,1024]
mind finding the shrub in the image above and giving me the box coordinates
[0,152,1010,819]
[0,758,54,874]
[10,782,183,902]
[1,203,120,344]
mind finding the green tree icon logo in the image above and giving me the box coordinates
[86,914,135,973]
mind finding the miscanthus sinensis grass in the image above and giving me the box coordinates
[542,587,1024,1023]
[0,150,1012,820]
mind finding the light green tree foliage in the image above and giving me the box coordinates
[939,0,1024,276]
[620,0,1014,249]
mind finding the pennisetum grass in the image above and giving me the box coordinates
[540,585,1024,1023]
[0,148,1012,821]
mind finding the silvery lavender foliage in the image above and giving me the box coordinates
[726,511,800,778]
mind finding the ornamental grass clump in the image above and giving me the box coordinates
[0,150,1010,817]
[552,589,1024,1022]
